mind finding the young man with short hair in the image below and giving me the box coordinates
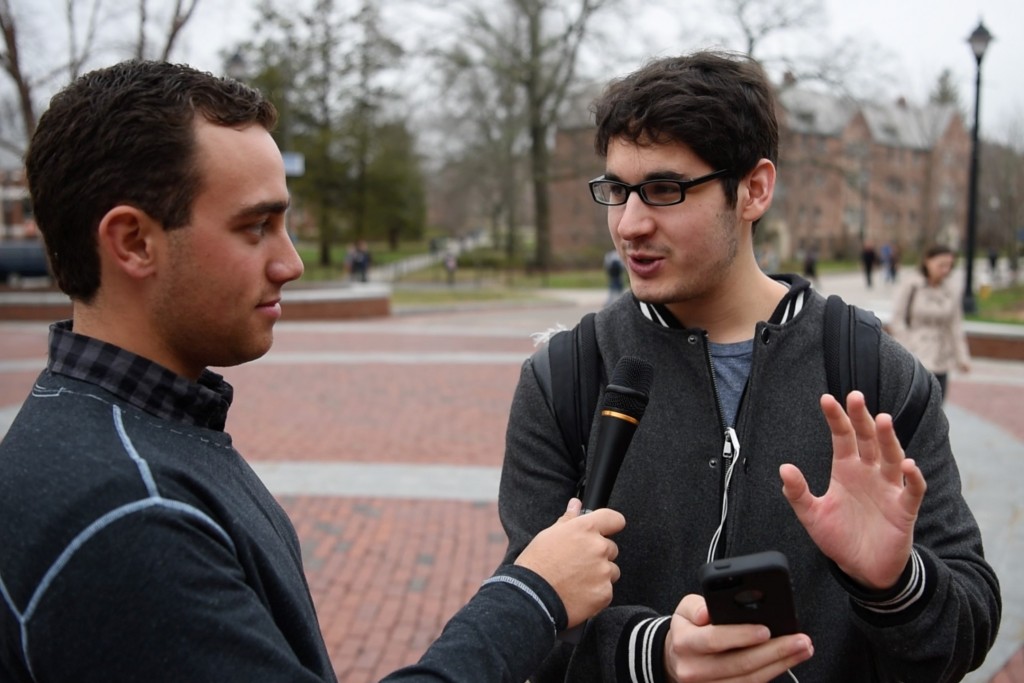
[498,51,1000,682]
[0,59,625,683]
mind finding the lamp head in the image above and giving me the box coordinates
[967,21,993,63]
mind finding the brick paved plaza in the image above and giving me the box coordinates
[2,279,1022,682]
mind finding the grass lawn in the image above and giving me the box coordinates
[292,242,1022,325]
[970,283,1024,325]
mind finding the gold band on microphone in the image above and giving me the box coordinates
[600,409,640,426]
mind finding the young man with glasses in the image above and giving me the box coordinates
[498,51,999,682]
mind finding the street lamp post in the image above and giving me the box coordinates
[962,20,993,314]
[226,50,247,81]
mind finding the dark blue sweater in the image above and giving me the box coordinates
[0,323,566,683]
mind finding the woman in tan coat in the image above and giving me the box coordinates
[890,244,971,401]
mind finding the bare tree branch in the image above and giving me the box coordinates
[136,0,146,59]
[66,0,103,79]
[0,0,37,141]
[159,0,201,62]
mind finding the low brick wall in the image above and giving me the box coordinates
[0,298,72,321]
[880,321,1024,362]
[282,288,390,320]
[4,289,1020,361]
[0,286,392,323]
[966,332,1024,361]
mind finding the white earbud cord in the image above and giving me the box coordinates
[706,428,740,564]
[705,428,800,683]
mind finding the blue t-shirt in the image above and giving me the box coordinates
[708,339,753,427]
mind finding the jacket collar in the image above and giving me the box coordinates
[634,274,813,329]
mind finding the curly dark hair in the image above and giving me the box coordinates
[592,50,779,210]
[25,60,278,302]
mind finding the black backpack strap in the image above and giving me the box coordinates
[573,313,602,463]
[893,358,932,449]
[824,295,878,413]
[823,294,929,449]
[531,313,603,495]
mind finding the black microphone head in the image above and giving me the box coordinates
[602,356,653,420]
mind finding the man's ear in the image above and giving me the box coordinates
[738,158,776,222]
[96,206,162,280]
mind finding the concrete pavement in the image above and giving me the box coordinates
[0,269,1021,682]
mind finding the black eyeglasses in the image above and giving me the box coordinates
[588,168,731,206]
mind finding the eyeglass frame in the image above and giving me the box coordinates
[588,168,732,207]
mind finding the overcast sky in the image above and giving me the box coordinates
[181,0,1021,143]
[823,0,1019,140]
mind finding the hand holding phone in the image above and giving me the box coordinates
[698,550,799,637]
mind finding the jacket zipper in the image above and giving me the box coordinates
[701,332,743,561]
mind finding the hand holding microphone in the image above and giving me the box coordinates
[558,356,653,642]
[514,498,625,628]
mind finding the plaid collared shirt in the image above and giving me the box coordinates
[46,320,233,431]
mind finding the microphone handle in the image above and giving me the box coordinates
[581,410,639,513]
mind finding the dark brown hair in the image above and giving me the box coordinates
[26,60,278,302]
[919,244,956,277]
[592,50,779,209]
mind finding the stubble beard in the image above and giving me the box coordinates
[636,211,740,307]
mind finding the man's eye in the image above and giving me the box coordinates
[245,220,270,237]
[646,182,679,198]
[605,185,627,200]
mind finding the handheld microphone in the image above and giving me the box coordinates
[559,356,652,644]
[581,356,653,513]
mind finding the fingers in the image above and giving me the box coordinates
[901,459,928,513]
[875,412,905,485]
[674,593,710,626]
[822,391,910,470]
[821,391,881,465]
[779,463,814,518]
[515,503,625,627]
[666,595,814,683]
[563,497,582,518]
[582,507,626,538]
[845,392,881,466]
[820,392,857,462]
[778,462,811,509]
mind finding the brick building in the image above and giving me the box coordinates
[0,152,33,241]
[548,83,970,266]
[774,86,969,260]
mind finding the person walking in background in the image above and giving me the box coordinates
[444,251,458,286]
[988,246,1000,285]
[0,59,626,683]
[802,244,819,288]
[890,244,971,402]
[886,242,901,283]
[879,241,893,283]
[604,248,624,304]
[349,239,372,282]
[861,240,878,288]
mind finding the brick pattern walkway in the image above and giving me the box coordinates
[1,298,1020,681]
[280,496,506,682]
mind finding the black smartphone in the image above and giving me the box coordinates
[698,550,799,637]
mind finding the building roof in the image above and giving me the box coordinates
[860,100,957,150]
[777,87,859,136]
[777,86,958,151]
[559,78,961,155]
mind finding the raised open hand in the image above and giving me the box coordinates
[779,391,927,590]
